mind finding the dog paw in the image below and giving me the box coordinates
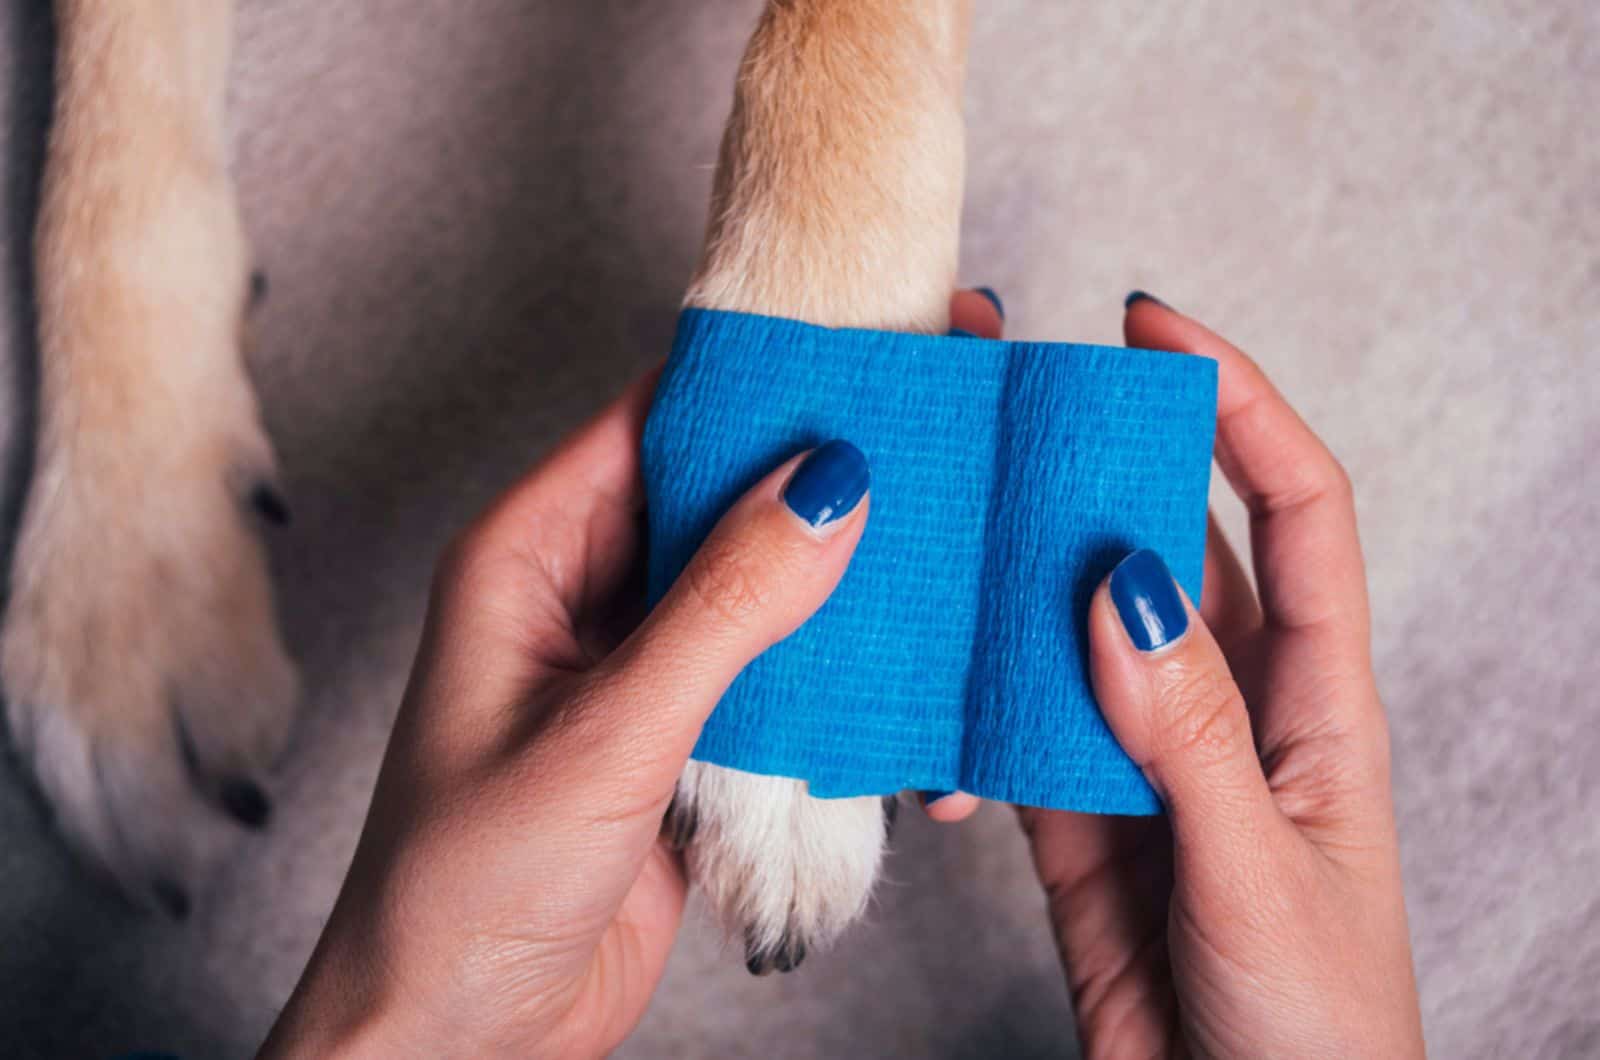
[1,425,298,914]
[670,760,893,974]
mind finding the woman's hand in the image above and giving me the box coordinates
[259,384,867,1058]
[258,292,1003,1058]
[1022,293,1425,1058]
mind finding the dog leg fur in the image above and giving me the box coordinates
[2,0,295,914]
[671,0,969,974]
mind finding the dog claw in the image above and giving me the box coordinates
[249,482,291,526]
[220,777,271,830]
[745,928,807,976]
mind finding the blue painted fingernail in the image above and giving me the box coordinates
[919,790,954,807]
[783,440,869,529]
[1124,289,1170,311]
[1109,549,1189,652]
[974,286,1005,320]
[948,327,979,338]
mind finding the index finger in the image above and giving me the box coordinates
[1124,297,1369,651]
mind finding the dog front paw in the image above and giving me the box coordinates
[2,431,298,914]
[670,760,894,974]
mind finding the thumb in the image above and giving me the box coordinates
[594,440,870,754]
[1088,548,1285,861]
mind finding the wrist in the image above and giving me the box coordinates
[259,1001,419,1060]
[257,930,446,1059]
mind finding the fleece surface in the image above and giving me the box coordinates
[0,2,1596,1057]
[645,310,1215,811]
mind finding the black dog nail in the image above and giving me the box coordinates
[744,926,807,976]
[746,940,806,976]
[250,483,291,526]
[773,938,806,973]
[220,777,272,830]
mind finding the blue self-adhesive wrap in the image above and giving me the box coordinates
[642,309,1217,814]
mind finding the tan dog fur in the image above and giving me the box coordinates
[6,0,968,966]
[4,1,294,911]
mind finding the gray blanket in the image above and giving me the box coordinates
[1,2,1595,1056]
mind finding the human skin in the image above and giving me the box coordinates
[259,290,1424,1057]
[258,292,998,1057]
[1015,294,1426,1058]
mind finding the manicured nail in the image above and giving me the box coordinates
[919,789,954,807]
[220,777,272,830]
[1124,289,1170,311]
[948,327,979,338]
[1109,549,1189,652]
[783,440,869,530]
[974,286,1005,320]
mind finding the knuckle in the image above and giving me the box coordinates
[681,533,778,627]
[1155,666,1250,765]
[432,518,494,593]
[1318,453,1356,507]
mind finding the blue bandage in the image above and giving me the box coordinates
[642,309,1216,814]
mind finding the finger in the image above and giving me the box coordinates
[918,790,982,823]
[1124,295,1369,646]
[1201,511,1261,655]
[1019,805,1167,913]
[950,286,1005,338]
[589,440,871,765]
[1018,806,1174,1047]
[1088,548,1291,864]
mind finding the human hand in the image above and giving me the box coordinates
[1021,294,1425,1058]
[258,291,1002,1058]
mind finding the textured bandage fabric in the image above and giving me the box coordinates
[642,309,1217,813]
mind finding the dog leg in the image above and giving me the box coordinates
[670,0,969,973]
[2,0,296,914]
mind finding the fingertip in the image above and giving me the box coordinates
[919,790,981,822]
[974,286,1005,321]
[950,288,1005,339]
[618,442,873,731]
[1123,289,1170,313]
[1121,291,1233,380]
[1121,288,1188,350]
[1084,559,1181,759]
[1086,575,1138,687]
[1107,549,1192,654]
[780,440,871,536]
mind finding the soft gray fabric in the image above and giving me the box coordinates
[0,2,1595,1057]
